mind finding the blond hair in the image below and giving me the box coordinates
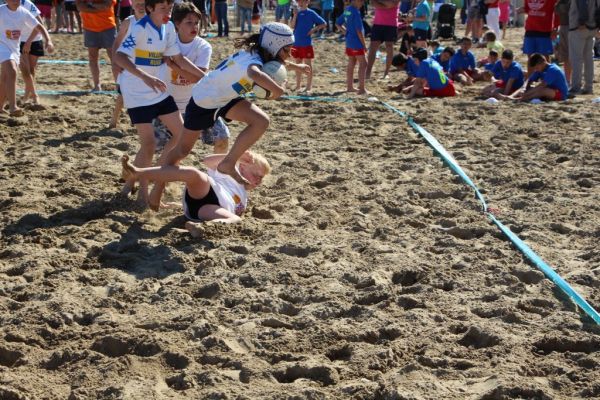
[245,151,272,176]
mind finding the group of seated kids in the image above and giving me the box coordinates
[386,33,569,102]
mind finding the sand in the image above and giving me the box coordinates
[1,20,599,400]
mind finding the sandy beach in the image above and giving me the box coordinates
[1,19,599,399]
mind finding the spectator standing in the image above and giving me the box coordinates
[214,0,228,36]
[567,0,598,94]
[238,0,253,33]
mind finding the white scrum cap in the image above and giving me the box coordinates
[259,22,295,57]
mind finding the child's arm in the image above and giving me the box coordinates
[248,64,285,99]
[285,60,311,75]
[308,23,327,36]
[336,24,347,34]
[111,18,132,77]
[357,28,367,50]
[34,22,54,53]
[503,78,516,95]
[167,54,207,83]
[203,152,254,170]
[114,51,167,92]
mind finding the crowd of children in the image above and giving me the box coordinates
[1,0,596,228]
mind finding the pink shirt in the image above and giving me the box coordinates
[373,4,400,26]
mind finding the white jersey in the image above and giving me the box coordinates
[117,15,180,108]
[167,35,212,113]
[191,50,263,109]
[0,4,38,63]
[20,0,42,42]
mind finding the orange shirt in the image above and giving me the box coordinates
[80,0,117,32]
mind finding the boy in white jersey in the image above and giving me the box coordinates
[120,151,271,231]
[18,0,54,105]
[148,22,311,211]
[165,2,230,154]
[109,0,145,128]
[0,0,52,116]
[114,0,203,205]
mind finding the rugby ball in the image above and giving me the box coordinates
[254,61,287,99]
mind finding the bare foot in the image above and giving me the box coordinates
[185,221,204,238]
[120,155,137,181]
[148,183,164,212]
[217,161,250,186]
[108,119,118,129]
[9,108,24,117]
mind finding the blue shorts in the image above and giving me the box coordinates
[127,96,179,125]
[522,35,553,55]
[201,117,230,145]
[275,3,291,20]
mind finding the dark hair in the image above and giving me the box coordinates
[484,31,497,42]
[145,0,174,14]
[234,33,275,63]
[528,53,546,68]
[429,40,440,48]
[391,52,408,67]
[413,47,428,61]
[460,36,472,44]
[442,46,455,56]
[488,49,499,58]
[172,2,201,24]
[501,49,514,60]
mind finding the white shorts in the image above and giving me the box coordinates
[0,43,19,64]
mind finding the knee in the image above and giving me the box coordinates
[253,113,270,131]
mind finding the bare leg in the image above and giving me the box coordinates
[365,40,381,80]
[110,94,124,128]
[357,55,368,94]
[157,110,184,163]
[346,56,357,92]
[383,41,394,78]
[19,56,35,102]
[304,58,313,91]
[126,124,156,204]
[294,57,302,91]
[217,100,269,184]
[88,47,101,90]
[519,86,557,102]
[0,60,22,116]
[213,138,228,154]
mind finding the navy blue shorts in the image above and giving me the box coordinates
[127,96,179,125]
[413,28,429,41]
[370,24,398,43]
[184,97,244,131]
[522,35,553,55]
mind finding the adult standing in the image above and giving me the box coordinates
[411,0,430,48]
[214,0,228,36]
[486,0,501,38]
[76,0,116,91]
[275,0,291,23]
[366,0,400,79]
[567,0,599,94]
[554,0,571,84]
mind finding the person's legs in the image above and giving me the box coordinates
[305,58,314,91]
[0,60,20,115]
[357,54,367,93]
[216,2,225,36]
[322,9,332,33]
[110,94,124,128]
[128,123,156,203]
[568,29,584,92]
[518,86,556,101]
[294,57,303,90]
[19,54,35,102]
[346,56,357,91]
[384,41,394,77]
[217,100,270,183]
[582,29,594,93]
[487,7,500,38]
[365,39,381,80]
[223,2,229,35]
[87,47,101,90]
[158,111,184,162]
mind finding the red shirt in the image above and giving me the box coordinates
[524,0,559,32]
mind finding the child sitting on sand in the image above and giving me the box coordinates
[495,53,568,102]
[432,46,454,73]
[481,49,524,97]
[406,47,456,98]
[449,37,483,86]
[335,0,368,94]
[121,151,271,230]
[387,52,418,93]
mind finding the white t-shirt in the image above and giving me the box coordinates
[0,4,38,63]
[167,35,212,113]
[20,0,42,42]
[191,50,263,109]
[182,167,248,220]
[117,15,180,109]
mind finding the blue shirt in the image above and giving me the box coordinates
[321,0,334,11]
[491,60,524,90]
[483,62,495,72]
[416,58,449,90]
[529,63,569,100]
[336,6,364,50]
[406,57,419,77]
[432,53,450,72]
[413,0,431,31]
[449,50,476,74]
[294,9,326,46]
